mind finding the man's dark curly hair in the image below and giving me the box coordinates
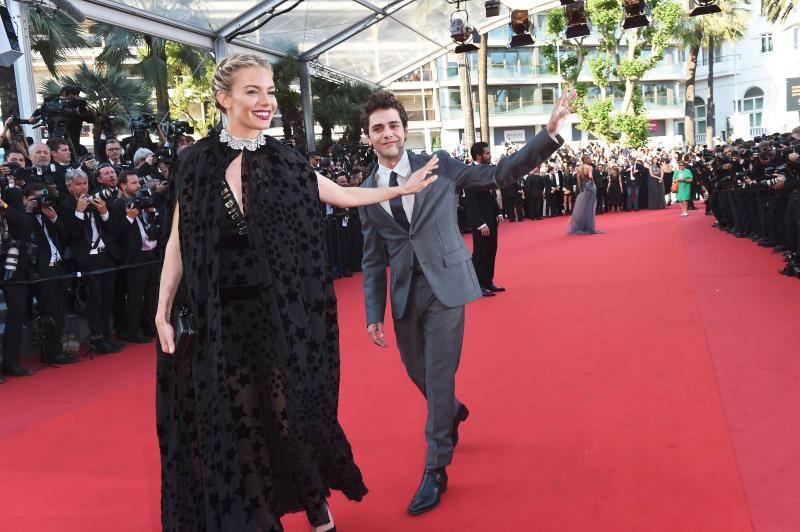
[360,90,408,135]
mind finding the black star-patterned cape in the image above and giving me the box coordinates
[155,134,368,531]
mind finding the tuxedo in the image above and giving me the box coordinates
[29,211,70,356]
[525,173,548,219]
[0,189,34,370]
[546,170,564,216]
[464,185,502,289]
[58,194,123,340]
[109,197,162,338]
[500,178,525,222]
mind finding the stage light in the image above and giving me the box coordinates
[509,9,535,47]
[560,0,577,5]
[690,0,722,16]
[622,0,650,29]
[450,9,480,53]
[485,0,501,17]
[565,1,590,39]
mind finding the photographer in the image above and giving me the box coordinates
[1,116,30,157]
[22,182,75,366]
[59,168,125,355]
[46,137,76,194]
[1,149,30,189]
[132,148,169,205]
[110,169,161,342]
[0,183,34,381]
[27,86,94,161]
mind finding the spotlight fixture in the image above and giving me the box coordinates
[485,0,501,17]
[622,0,650,29]
[560,0,576,5]
[450,9,480,53]
[565,1,590,39]
[509,9,535,48]
[689,0,722,16]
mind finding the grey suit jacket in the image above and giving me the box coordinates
[359,129,562,326]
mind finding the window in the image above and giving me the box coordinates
[741,87,764,128]
[761,33,773,53]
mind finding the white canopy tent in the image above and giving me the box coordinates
[9,0,558,147]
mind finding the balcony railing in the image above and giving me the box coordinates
[695,133,707,145]
[750,126,768,137]
[405,109,437,121]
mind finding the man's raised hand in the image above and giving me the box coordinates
[546,89,579,137]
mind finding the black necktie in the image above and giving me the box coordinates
[388,171,410,231]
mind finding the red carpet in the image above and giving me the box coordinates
[1,206,799,531]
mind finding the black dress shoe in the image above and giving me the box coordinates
[45,353,79,365]
[487,283,506,292]
[407,468,448,515]
[105,337,127,350]
[2,364,33,377]
[0,374,5,384]
[89,338,120,355]
[480,288,496,297]
[452,404,470,447]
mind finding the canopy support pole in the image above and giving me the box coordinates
[299,61,315,152]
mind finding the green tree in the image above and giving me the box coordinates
[166,42,218,133]
[761,0,795,23]
[677,0,750,146]
[92,7,208,118]
[542,0,682,146]
[271,54,305,149]
[0,5,89,119]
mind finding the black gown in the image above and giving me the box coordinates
[156,136,367,531]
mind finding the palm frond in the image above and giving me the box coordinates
[93,22,142,70]
[27,6,89,76]
[762,0,795,23]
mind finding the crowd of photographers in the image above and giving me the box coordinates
[0,86,198,382]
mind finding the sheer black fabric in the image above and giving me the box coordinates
[156,136,367,531]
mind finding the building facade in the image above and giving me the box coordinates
[692,7,800,144]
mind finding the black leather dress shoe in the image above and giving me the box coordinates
[46,352,78,365]
[0,374,5,384]
[105,337,127,350]
[487,283,506,292]
[480,288,496,297]
[2,364,33,377]
[407,468,448,515]
[90,338,120,355]
[452,404,470,447]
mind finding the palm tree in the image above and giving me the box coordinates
[761,0,795,23]
[0,5,88,119]
[42,63,152,128]
[477,35,490,144]
[457,53,475,150]
[92,15,209,118]
[271,53,305,149]
[678,0,750,146]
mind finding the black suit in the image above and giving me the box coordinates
[29,209,70,357]
[1,189,34,369]
[464,185,501,288]
[501,178,524,222]
[546,171,564,216]
[109,197,162,338]
[58,194,123,340]
[525,173,548,220]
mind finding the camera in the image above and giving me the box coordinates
[1,238,23,281]
[30,188,56,213]
[130,114,158,133]
[126,190,154,211]
[161,119,194,138]
[98,114,117,139]
[87,187,118,203]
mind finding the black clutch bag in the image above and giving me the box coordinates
[170,304,197,357]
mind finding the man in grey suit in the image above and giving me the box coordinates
[359,90,576,515]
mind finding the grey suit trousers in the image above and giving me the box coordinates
[394,273,465,469]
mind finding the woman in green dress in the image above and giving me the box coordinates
[674,159,693,217]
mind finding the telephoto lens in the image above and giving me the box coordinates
[3,244,20,281]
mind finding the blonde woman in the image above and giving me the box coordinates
[155,54,437,531]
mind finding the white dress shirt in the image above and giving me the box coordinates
[375,151,413,222]
[74,209,109,254]
[35,214,61,263]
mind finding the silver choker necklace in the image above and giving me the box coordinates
[220,128,266,151]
